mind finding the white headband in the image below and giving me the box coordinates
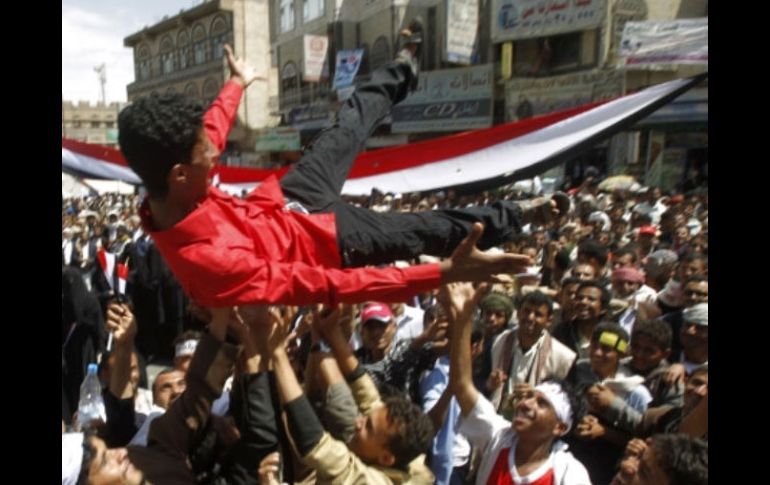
[535,382,573,435]
[175,339,199,358]
[62,432,84,485]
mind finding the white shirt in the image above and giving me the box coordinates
[62,239,74,265]
[458,395,591,485]
[393,304,425,344]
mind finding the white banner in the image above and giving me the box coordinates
[445,0,479,65]
[621,18,708,67]
[332,49,364,89]
[303,35,329,82]
[492,0,605,42]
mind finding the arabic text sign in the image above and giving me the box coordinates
[288,104,332,130]
[621,18,708,67]
[505,70,624,121]
[493,0,605,42]
[254,130,301,152]
[445,0,479,65]
[303,35,329,82]
[392,64,493,133]
[333,49,364,89]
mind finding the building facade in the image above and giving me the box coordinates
[62,101,126,148]
[268,0,707,189]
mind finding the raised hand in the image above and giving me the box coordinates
[441,223,533,283]
[486,369,508,392]
[575,414,606,440]
[258,451,282,485]
[105,302,136,346]
[585,383,616,412]
[224,44,265,88]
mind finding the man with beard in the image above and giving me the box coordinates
[487,291,577,418]
[552,280,610,359]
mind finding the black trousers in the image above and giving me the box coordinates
[279,61,525,268]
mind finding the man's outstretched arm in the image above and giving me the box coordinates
[442,282,487,416]
[204,44,265,152]
[179,223,533,307]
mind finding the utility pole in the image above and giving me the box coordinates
[94,64,106,104]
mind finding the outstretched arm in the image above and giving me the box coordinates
[178,223,533,307]
[441,282,487,416]
[439,223,533,284]
[204,44,266,152]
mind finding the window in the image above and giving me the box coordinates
[281,62,299,103]
[210,16,229,59]
[137,44,152,80]
[512,30,598,77]
[303,0,324,22]
[160,36,175,74]
[185,82,199,100]
[193,24,208,65]
[91,121,100,128]
[279,0,295,33]
[105,121,115,128]
[178,31,191,70]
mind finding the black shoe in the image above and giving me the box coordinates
[399,17,424,58]
[396,17,424,92]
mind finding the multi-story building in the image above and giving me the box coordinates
[62,100,126,148]
[494,0,708,190]
[270,0,707,190]
[124,0,279,167]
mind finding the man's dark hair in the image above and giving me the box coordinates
[520,237,538,250]
[76,428,99,485]
[383,396,435,470]
[118,94,205,198]
[555,249,572,271]
[636,214,653,226]
[578,240,609,266]
[576,280,611,311]
[631,319,672,350]
[520,291,554,316]
[650,434,708,485]
[684,274,708,286]
[611,246,638,264]
[560,276,582,289]
[660,209,678,222]
[423,303,448,325]
[680,252,708,268]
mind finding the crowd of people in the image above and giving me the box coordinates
[62,34,707,485]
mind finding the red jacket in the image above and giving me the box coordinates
[141,80,441,306]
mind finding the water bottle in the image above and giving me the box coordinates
[76,363,106,430]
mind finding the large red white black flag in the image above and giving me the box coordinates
[62,73,705,195]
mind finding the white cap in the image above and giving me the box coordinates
[535,382,573,434]
[175,339,199,358]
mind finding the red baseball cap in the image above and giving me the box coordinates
[638,225,657,236]
[361,303,393,324]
